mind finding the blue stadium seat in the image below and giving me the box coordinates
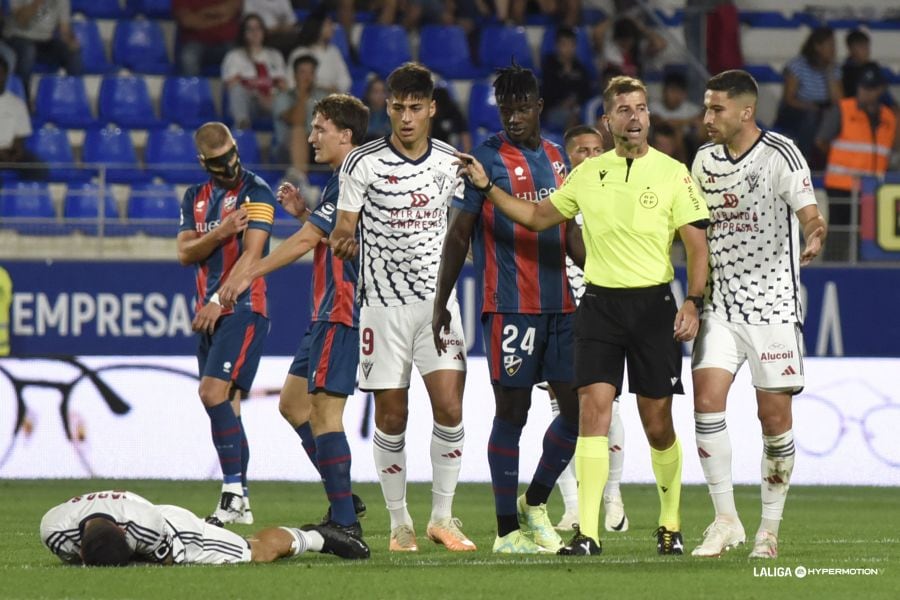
[478,25,535,73]
[231,128,261,164]
[744,64,783,83]
[6,75,25,100]
[127,182,181,236]
[34,76,96,128]
[161,76,218,128]
[358,25,412,78]
[0,181,66,235]
[82,126,150,184]
[63,182,123,236]
[27,125,91,183]
[72,0,130,18]
[72,19,114,74]
[467,80,502,136]
[98,74,163,129]
[220,88,274,132]
[144,126,206,184]
[539,25,596,78]
[126,0,172,18]
[419,25,482,79]
[112,19,172,74]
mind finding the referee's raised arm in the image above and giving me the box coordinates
[454,151,568,232]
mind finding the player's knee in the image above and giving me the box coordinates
[758,410,792,436]
[643,418,676,448]
[433,403,462,427]
[376,410,409,434]
[198,381,227,408]
[249,541,279,563]
[495,399,529,427]
[278,395,310,428]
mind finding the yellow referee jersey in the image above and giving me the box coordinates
[550,146,708,288]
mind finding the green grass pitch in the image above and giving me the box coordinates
[1,480,896,599]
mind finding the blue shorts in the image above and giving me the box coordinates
[288,321,359,396]
[483,312,575,388]
[197,311,270,392]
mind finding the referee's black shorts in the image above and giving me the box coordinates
[574,282,685,398]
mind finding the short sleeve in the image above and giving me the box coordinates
[308,178,339,235]
[243,183,276,233]
[178,187,196,233]
[549,163,583,219]
[337,149,370,213]
[221,50,244,81]
[671,164,709,228]
[773,150,817,212]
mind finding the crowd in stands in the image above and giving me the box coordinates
[0,0,898,252]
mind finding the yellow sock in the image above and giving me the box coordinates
[651,438,683,531]
[575,436,609,543]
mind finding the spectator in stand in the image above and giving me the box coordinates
[841,29,895,108]
[174,0,242,77]
[272,55,327,176]
[650,121,686,163]
[431,84,471,152]
[362,75,392,142]
[649,71,703,159]
[582,64,624,150]
[816,62,896,261]
[222,13,287,130]
[593,16,667,78]
[541,26,592,133]
[4,0,81,104]
[0,55,44,180]
[775,26,841,170]
[286,7,351,94]
[243,0,299,58]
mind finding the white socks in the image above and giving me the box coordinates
[604,400,625,500]
[760,429,795,536]
[430,422,464,522]
[282,527,323,555]
[695,411,738,518]
[373,427,412,529]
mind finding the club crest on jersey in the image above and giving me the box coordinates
[223,193,237,211]
[504,355,523,376]
[361,359,374,379]
[552,161,567,178]
[432,171,448,193]
[746,171,760,193]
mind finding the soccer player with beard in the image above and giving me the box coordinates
[690,70,825,559]
[432,63,583,554]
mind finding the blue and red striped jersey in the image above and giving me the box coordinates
[179,169,275,317]
[307,172,359,328]
[453,133,576,314]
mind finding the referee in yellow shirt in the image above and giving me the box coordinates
[456,76,709,556]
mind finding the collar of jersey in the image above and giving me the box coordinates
[722,129,766,164]
[385,135,433,165]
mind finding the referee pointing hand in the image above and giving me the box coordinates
[456,76,710,557]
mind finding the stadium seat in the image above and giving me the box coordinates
[467,80,502,136]
[33,76,96,128]
[72,0,130,18]
[419,25,482,79]
[539,25,596,78]
[744,64,783,84]
[0,181,66,235]
[220,88,274,132]
[72,19,114,74]
[126,0,172,18]
[98,74,163,129]
[144,126,206,184]
[112,19,172,75]
[127,182,181,236]
[81,125,150,184]
[161,77,218,128]
[231,128,261,165]
[26,125,91,183]
[63,182,124,236]
[5,75,25,100]
[478,25,535,73]
[358,25,412,78]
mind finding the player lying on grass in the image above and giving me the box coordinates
[40,490,369,566]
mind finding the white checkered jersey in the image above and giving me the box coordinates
[691,130,817,324]
[566,214,586,303]
[40,491,172,564]
[338,137,464,307]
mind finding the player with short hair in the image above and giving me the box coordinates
[457,75,710,556]
[690,70,826,559]
[41,490,369,566]
[550,125,629,534]
[219,94,370,546]
[176,122,276,526]
[328,62,474,552]
[433,63,581,554]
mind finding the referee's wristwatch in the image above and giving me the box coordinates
[685,295,704,310]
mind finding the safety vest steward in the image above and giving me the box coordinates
[824,97,895,191]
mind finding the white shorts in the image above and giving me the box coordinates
[358,297,466,390]
[691,311,805,391]
[156,505,252,565]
